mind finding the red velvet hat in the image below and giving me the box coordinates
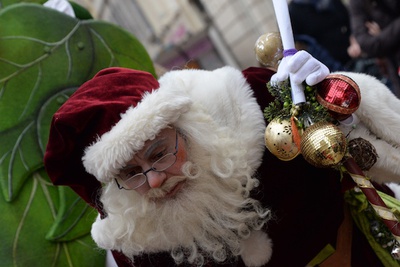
[44,67,192,212]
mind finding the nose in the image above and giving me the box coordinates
[146,171,167,188]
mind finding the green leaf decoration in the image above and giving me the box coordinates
[345,189,400,267]
[0,1,92,20]
[69,1,93,20]
[0,3,155,202]
[0,3,155,266]
[0,0,46,9]
[45,175,97,242]
[0,169,104,267]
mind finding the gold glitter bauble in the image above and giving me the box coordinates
[265,118,300,161]
[300,121,347,167]
[255,32,283,68]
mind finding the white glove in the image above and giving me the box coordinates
[271,50,329,86]
[44,0,76,18]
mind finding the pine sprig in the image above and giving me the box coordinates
[264,81,293,120]
[264,81,332,129]
[263,99,285,121]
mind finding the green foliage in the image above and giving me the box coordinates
[0,0,46,8]
[0,169,103,267]
[0,2,155,201]
[69,1,93,20]
[264,81,332,128]
[0,2,155,266]
[263,80,291,121]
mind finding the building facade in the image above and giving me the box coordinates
[73,0,281,70]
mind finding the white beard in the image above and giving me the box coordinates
[91,160,272,266]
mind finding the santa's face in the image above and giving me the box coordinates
[93,127,270,266]
[115,127,188,197]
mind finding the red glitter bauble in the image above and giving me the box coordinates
[315,74,361,120]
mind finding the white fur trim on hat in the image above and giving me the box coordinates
[82,86,192,183]
[83,66,266,184]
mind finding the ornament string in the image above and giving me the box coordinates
[343,157,400,243]
[272,0,305,105]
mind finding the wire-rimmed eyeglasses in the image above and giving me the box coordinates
[115,131,178,190]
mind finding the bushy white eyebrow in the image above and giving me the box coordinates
[143,137,168,159]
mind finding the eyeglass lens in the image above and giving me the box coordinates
[121,153,177,189]
[117,130,179,190]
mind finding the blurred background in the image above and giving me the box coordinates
[69,0,280,70]
[72,0,399,97]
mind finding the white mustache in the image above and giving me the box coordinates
[146,176,187,199]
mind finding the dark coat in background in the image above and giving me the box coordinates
[349,0,400,96]
[289,0,352,69]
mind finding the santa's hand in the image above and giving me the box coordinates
[271,50,329,86]
[270,56,290,86]
[44,0,75,17]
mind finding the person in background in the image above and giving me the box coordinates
[289,0,352,71]
[348,0,400,98]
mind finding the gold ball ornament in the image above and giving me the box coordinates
[255,32,283,68]
[265,118,300,161]
[300,121,347,168]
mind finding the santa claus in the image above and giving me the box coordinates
[44,51,400,266]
